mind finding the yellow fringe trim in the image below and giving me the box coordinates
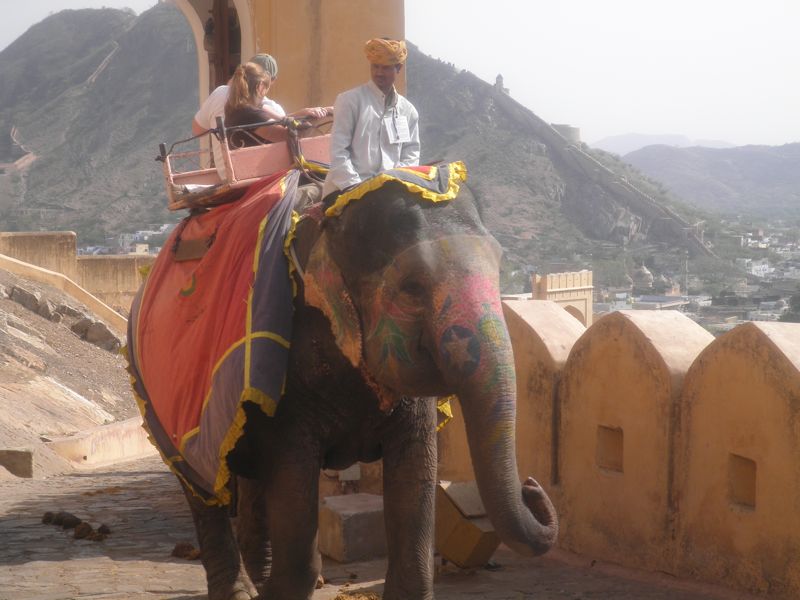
[283,210,301,298]
[124,346,223,506]
[242,386,279,416]
[436,395,455,432]
[212,387,280,504]
[325,161,468,217]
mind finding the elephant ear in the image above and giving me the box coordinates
[303,235,362,367]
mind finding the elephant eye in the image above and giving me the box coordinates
[399,279,426,299]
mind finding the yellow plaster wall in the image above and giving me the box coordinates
[0,253,127,334]
[557,311,713,571]
[251,0,405,110]
[76,255,154,312]
[0,232,78,281]
[0,231,146,328]
[677,322,800,597]
[504,300,585,487]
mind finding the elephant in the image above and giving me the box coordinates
[145,177,558,600]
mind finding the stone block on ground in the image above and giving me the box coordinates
[10,285,41,313]
[435,480,499,569]
[37,298,56,320]
[0,448,35,478]
[85,321,122,352]
[71,317,94,337]
[57,303,84,318]
[319,493,386,563]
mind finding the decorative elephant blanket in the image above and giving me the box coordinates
[127,170,300,505]
[324,161,467,217]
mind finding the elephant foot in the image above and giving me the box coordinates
[208,577,257,600]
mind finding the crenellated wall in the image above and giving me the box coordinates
[438,302,800,597]
[676,322,800,595]
[557,311,713,572]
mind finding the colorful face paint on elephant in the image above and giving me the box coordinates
[356,234,505,399]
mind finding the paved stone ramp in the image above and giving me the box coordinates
[0,456,756,600]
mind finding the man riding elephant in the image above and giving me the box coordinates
[322,38,421,201]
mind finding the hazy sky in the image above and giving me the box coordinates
[2,0,797,147]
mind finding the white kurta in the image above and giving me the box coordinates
[322,80,420,198]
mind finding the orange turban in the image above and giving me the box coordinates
[364,38,407,66]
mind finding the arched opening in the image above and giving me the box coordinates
[205,0,241,88]
[172,0,254,102]
[564,304,587,326]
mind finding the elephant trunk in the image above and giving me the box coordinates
[433,280,558,556]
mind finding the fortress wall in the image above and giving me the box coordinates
[676,322,800,596]
[0,232,78,281]
[557,311,713,572]
[76,255,154,313]
[483,306,800,595]
[503,300,585,488]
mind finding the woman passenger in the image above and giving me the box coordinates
[224,62,288,148]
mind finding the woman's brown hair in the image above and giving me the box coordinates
[224,62,270,119]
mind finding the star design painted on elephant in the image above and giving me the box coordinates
[440,325,480,377]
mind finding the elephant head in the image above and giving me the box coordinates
[304,180,558,557]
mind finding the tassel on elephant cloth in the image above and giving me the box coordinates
[127,170,300,506]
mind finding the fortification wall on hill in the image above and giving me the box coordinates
[489,90,713,257]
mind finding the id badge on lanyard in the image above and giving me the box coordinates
[385,113,411,144]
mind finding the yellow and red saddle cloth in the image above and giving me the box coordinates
[324,161,467,217]
[127,170,300,506]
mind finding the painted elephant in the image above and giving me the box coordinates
[163,179,557,600]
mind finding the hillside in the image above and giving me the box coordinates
[625,143,800,218]
[0,4,196,240]
[0,5,736,290]
[0,268,135,477]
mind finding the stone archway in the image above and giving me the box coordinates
[171,0,255,102]
[171,0,210,103]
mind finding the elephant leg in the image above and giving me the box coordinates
[181,483,257,600]
[235,476,272,595]
[260,446,322,600]
[381,399,438,600]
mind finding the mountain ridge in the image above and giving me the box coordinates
[0,5,754,290]
[625,143,800,217]
[591,133,734,156]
